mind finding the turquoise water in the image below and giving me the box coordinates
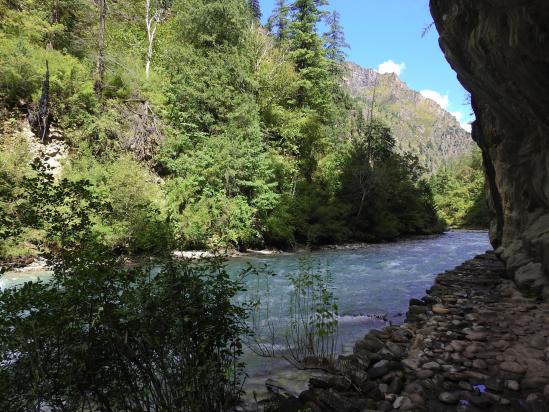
[1,230,491,396]
[227,230,491,394]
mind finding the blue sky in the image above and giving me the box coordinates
[259,0,474,131]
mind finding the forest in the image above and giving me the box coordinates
[0,0,486,262]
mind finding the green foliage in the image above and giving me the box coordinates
[431,148,489,228]
[0,0,455,257]
[0,121,43,260]
[323,10,349,75]
[266,0,291,42]
[0,168,249,411]
[63,154,170,254]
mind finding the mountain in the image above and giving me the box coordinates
[344,62,474,173]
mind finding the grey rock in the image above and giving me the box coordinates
[504,380,520,391]
[438,392,458,404]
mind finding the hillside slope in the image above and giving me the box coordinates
[345,62,473,172]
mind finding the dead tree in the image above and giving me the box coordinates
[28,62,51,142]
[95,0,107,96]
[145,0,165,79]
[123,99,162,162]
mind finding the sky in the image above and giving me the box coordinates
[259,0,474,131]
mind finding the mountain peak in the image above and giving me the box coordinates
[344,62,473,172]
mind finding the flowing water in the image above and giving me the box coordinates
[0,230,491,398]
[226,230,491,397]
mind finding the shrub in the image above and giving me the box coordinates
[0,167,249,411]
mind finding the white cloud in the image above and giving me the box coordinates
[451,111,472,132]
[451,111,463,123]
[377,60,406,76]
[420,89,449,110]
[461,123,472,133]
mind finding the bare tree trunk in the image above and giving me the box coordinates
[145,0,160,79]
[28,61,51,142]
[357,188,366,218]
[95,0,106,97]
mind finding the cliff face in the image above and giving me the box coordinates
[429,0,549,297]
[345,63,473,173]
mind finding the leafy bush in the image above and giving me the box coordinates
[0,121,41,260]
[431,149,489,228]
[63,154,170,254]
[0,167,249,411]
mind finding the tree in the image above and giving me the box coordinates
[288,0,331,109]
[94,0,107,97]
[323,10,349,75]
[145,0,166,79]
[266,0,290,42]
[249,0,261,20]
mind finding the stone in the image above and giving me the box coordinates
[387,376,403,395]
[530,335,547,350]
[399,396,414,411]
[432,304,450,315]
[415,369,434,379]
[466,332,488,341]
[472,359,487,370]
[499,361,526,374]
[392,396,404,409]
[515,262,544,292]
[391,328,413,343]
[349,370,368,388]
[386,341,404,358]
[401,357,420,371]
[526,393,541,402]
[376,400,393,412]
[408,305,428,315]
[422,361,441,370]
[438,392,458,404]
[368,360,391,379]
[544,384,549,398]
[504,380,520,391]
[265,379,299,399]
[356,334,384,353]
[309,375,350,391]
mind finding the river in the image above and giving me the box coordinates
[226,230,491,398]
[0,230,491,399]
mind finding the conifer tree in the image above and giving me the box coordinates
[288,0,330,109]
[323,10,349,75]
[266,0,290,42]
[249,0,261,20]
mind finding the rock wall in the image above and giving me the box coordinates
[430,0,549,298]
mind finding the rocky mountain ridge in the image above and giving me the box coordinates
[344,62,474,173]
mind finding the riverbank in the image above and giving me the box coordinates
[3,230,480,276]
[255,252,549,411]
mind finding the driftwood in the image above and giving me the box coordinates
[28,61,50,142]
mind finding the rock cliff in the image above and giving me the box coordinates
[344,62,474,173]
[430,0,549,298]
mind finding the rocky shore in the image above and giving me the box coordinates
[260,252,549,411]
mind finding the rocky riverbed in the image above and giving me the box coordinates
[253,252,549,411]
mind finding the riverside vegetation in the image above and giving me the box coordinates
[0,0,486,261]
[0,0,489,410]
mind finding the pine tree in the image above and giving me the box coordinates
[249,0,261,20]
[288,0,330,108]
[323,10,349,75]
[266,0,290,42]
